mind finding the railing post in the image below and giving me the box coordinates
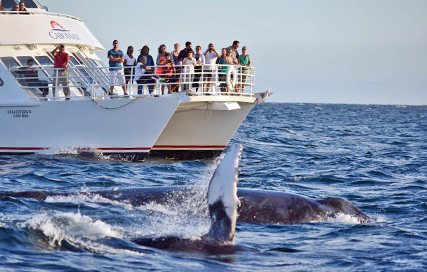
[54,68,58,100]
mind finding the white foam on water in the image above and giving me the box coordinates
[308,212,368,224]
[45,194,134,211]
[370,214,388,223]
[0,214,15,228]
[43,187,211,240]
[36,146,113,161]
[284,128,300,135]
[21,211,146,255]
[324,212,367,224]
[135,202,179,216]
[37,146,81,155]
[24,211,122,243]
[132,190,211,239]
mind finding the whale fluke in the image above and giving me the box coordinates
[205,143,242,242]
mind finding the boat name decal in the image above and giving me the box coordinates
[49,20,81,41]
[7,109,32,118]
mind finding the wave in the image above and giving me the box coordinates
[23,211,123,244]
[19,211,148,255]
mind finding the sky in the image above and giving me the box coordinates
[42,0,427,105]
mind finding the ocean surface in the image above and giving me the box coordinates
[0,103,426,271]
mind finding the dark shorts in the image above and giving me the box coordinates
[164,76,179,83]
[203,71,215,82]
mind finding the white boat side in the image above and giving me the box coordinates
[0,5,181,159]
[0,2,270,160]
[150,96,258,159]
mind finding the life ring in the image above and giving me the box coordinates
[226,66,237,92]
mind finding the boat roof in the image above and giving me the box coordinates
[0,1,105,51]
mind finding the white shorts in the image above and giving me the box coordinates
[109,69,125,86]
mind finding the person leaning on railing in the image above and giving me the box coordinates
[24,59,49,96]
[181,49,197,92]
[162,53,180,94]
[156,44,168,95]
[236,46,251,93]
[134,57,146,95]
[170,43,182,93]
[18,1,27,12]
[216,48,227,93]
[10,3,18,13]
[137,45,155,94]
[135,54,156,95]
[171,43,180,65]
[192,46,205,93]
[222,47,238,92]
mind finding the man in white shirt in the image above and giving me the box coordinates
[203,43,221,93]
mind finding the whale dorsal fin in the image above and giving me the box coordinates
[205,144,242,243]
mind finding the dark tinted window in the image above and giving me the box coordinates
[94,59,105,67]
[35,56,53,66]
[2,0,16,9]
[35,56,54,78]
[86,58,99,67]
[69,56,81,66]
[21,0,38,8]
[17,56,35,66]
[0,57,20,69]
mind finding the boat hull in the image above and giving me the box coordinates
[150,97,256,159]
[0,98,180,159]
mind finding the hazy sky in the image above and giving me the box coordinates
[42,0,427,105]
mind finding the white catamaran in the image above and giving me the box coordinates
[0,0,270,160]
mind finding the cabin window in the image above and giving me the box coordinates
[93,59,105,67]
[20,0,38,8]
[0,57,20,69]
[2,0,16,9]
[35,56,54,78]
[86,58,100,67]
[17,56,35,66]
[69,56,81,66]
[35,56,53,66]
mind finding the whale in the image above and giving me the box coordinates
[0,152,368,227]
[0,145,368,253]
[1,187,368,225]
[0,144,369,253]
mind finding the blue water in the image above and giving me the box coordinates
[1,103,426,271]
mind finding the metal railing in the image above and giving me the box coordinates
[0,10,83,21]
[9,64,255,101]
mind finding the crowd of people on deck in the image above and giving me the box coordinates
[108,40,252,95]
[0,0,28,13]
[15,38,251,98]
